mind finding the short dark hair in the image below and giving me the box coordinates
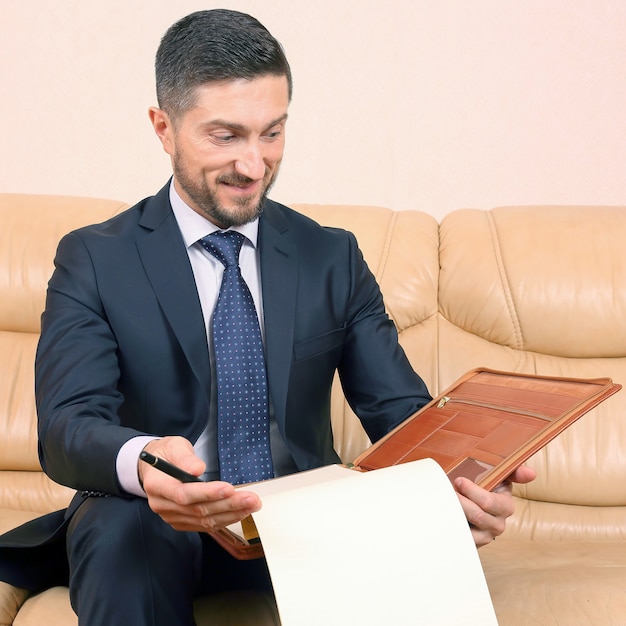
[155,9,292,118]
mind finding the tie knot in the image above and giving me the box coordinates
[200,231,245,268]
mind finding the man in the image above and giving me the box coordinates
[0,9,534,625]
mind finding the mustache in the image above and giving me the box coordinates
[216,170,270,186]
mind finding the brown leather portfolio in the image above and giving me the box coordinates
[351,368,621,490]
[211,368,621,558]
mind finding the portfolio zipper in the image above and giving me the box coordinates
[436,395,552,421]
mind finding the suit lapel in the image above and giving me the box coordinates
[133,191,296,417]
[136,186,211,401]
[259,201,298,426]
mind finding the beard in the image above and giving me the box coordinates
[172,155,279,228]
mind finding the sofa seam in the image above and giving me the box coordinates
[486,211,526,358]
[375,210,399,323]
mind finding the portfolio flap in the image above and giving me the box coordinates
[353,368,621,490]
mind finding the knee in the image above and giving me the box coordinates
[67,495,194,568]
[66,496,200,623]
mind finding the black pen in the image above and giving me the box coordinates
[139,451,203,483]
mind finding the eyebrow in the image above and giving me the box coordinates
[205,113,289,133]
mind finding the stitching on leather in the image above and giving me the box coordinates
[486,211,525,354]
[394,411,459,465]
[376,210,397,282]
[377,210,398,323]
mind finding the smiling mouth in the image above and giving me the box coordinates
[218,175,256,188]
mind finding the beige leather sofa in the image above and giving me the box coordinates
[1,193,625,625]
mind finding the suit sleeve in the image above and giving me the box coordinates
[35,232,145,494]
[337,231,432,442]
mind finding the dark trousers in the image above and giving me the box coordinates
[66,496,273,626]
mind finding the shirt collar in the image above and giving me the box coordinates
[169,179,260,249]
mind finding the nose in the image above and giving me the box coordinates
[234,141,266,181]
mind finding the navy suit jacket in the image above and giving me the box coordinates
[0,183,431,590]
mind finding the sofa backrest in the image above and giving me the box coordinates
[0,194,128,514]
[292,204,441,463]
[296,203,626,541]
[1,194,624,541]
[438,206,626,539]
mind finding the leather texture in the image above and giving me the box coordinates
[354,368,620,490]
[1,195,625,624]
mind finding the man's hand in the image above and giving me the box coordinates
[138,436,261,534]
[454,465,537,547]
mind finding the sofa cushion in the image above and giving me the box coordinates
[0,582,28,626]
[480,540,626,624]
[10,586,280,626]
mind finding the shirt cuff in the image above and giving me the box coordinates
[116,436,160,497]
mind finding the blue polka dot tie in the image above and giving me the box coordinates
[200,231,274,485]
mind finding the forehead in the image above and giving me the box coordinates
[184,75,290,127]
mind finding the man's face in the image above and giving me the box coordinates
[151,75,289,228]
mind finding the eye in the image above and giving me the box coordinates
[262,127,283,142]
[211,133,236,144]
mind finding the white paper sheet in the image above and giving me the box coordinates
[246,459,498,625]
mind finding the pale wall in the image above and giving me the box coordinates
[1,0,624,219]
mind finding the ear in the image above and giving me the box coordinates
[149,107,175,155]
